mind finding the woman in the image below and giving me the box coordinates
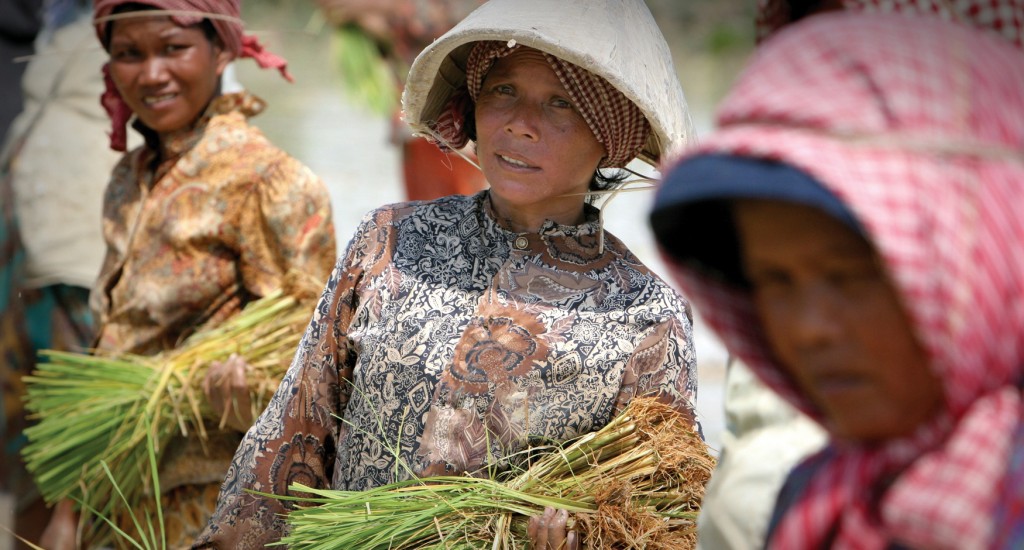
[41,0,337,547]
[650,13,1024,549]
[197,0,698,548]
[686,3,1023,549]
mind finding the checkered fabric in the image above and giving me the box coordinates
[659,14,1024,549]
[756,0,1024,48]
[93,0,291,151]
[433,41,650,168]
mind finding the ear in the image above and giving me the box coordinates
[214,44,232,77]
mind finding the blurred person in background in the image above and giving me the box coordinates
[35,0,337,547]
[0,0,127,546]
[652,11,1024,549]
[313,0,486,201]
[196,0,700,548]
[652,2,1024,548]
[0,0,43,139]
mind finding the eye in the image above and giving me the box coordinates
[110,47,141,62]
[825,266,881,293]
[165,43,190,55]
[747,268,794,296]
[492,84,514,96]
[550,97,573,109]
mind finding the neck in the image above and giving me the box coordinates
[488,193,587,233]
[154,95,220,157]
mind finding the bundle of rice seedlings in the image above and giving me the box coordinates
[21,273,322,541]
[333,24,399,116]
[277,397,716,550]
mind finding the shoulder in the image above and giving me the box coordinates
[765,447,836,541]
[362,193,479,229]
[601,230,693,321]
[194,107,327,199]
[103,148,147,201]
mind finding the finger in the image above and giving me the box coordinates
[535,507,555,549]
[567,530,578,550]
[231,357,248,391]
[547,509,567,549]
[528,514,538,542]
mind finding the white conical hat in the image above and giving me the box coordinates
[401,0,695,168]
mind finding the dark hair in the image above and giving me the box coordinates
[462,95,631,202]
[103,3,219,51]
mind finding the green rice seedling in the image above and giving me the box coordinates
[276,397,715,550]
[21,273,322,546]
[332,24,399,116]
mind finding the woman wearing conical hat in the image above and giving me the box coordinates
[197,0,699,548]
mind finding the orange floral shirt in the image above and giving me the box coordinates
[91,92,336,356]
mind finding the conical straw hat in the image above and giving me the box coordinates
[402,0,695,168]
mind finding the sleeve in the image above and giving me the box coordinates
[88,155,135,324]
[235,156,337,296]
[612,289,700,429]
[193,214,377,549]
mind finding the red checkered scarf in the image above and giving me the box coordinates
[431,41,650,168]
[756,0,1024,47]
[93,0,292,151]
[660,14,1024,549]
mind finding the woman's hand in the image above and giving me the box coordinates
[527,507,579,549]
[203,353,254,432]
[39,499,77,550]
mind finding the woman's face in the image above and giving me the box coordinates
[734,200,944,443]
[107,15,230,136]
[474,48,606,222]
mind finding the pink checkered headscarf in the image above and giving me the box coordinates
[94,0,292,151]
[756,0,1024,47]
[432,41,650,168]
[660,14,1024,549]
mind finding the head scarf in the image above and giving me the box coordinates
[432,41,650,169]
[653,13,1024,549]
[755,0,1024,47]
[93,0,292,151]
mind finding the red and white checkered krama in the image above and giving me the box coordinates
[757,0,1024,47]
[92,0,291,151]
[432,41,650,169]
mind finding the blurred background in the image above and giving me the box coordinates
[0,2,757,545]
[235,0,758,452]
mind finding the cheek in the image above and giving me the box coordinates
[752,294,797,357]
[107,63,134,93]
[473,107,500,146]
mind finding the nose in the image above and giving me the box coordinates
[504,101,541,141]
[139,56,169,86]
[788,281,844,349]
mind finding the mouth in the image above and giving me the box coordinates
[143,92,177,106]
[496,153,538,170]
[810,372,869,398]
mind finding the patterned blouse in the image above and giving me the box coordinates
[91,92,337,356]
[196,192,699,548]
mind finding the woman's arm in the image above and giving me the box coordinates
[235,158,337,298]
[613,300,699,426]
[194,213,378,549]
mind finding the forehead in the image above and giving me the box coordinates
[108,14,190,41]
[734,200,872,261]
[485,48,561,82]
